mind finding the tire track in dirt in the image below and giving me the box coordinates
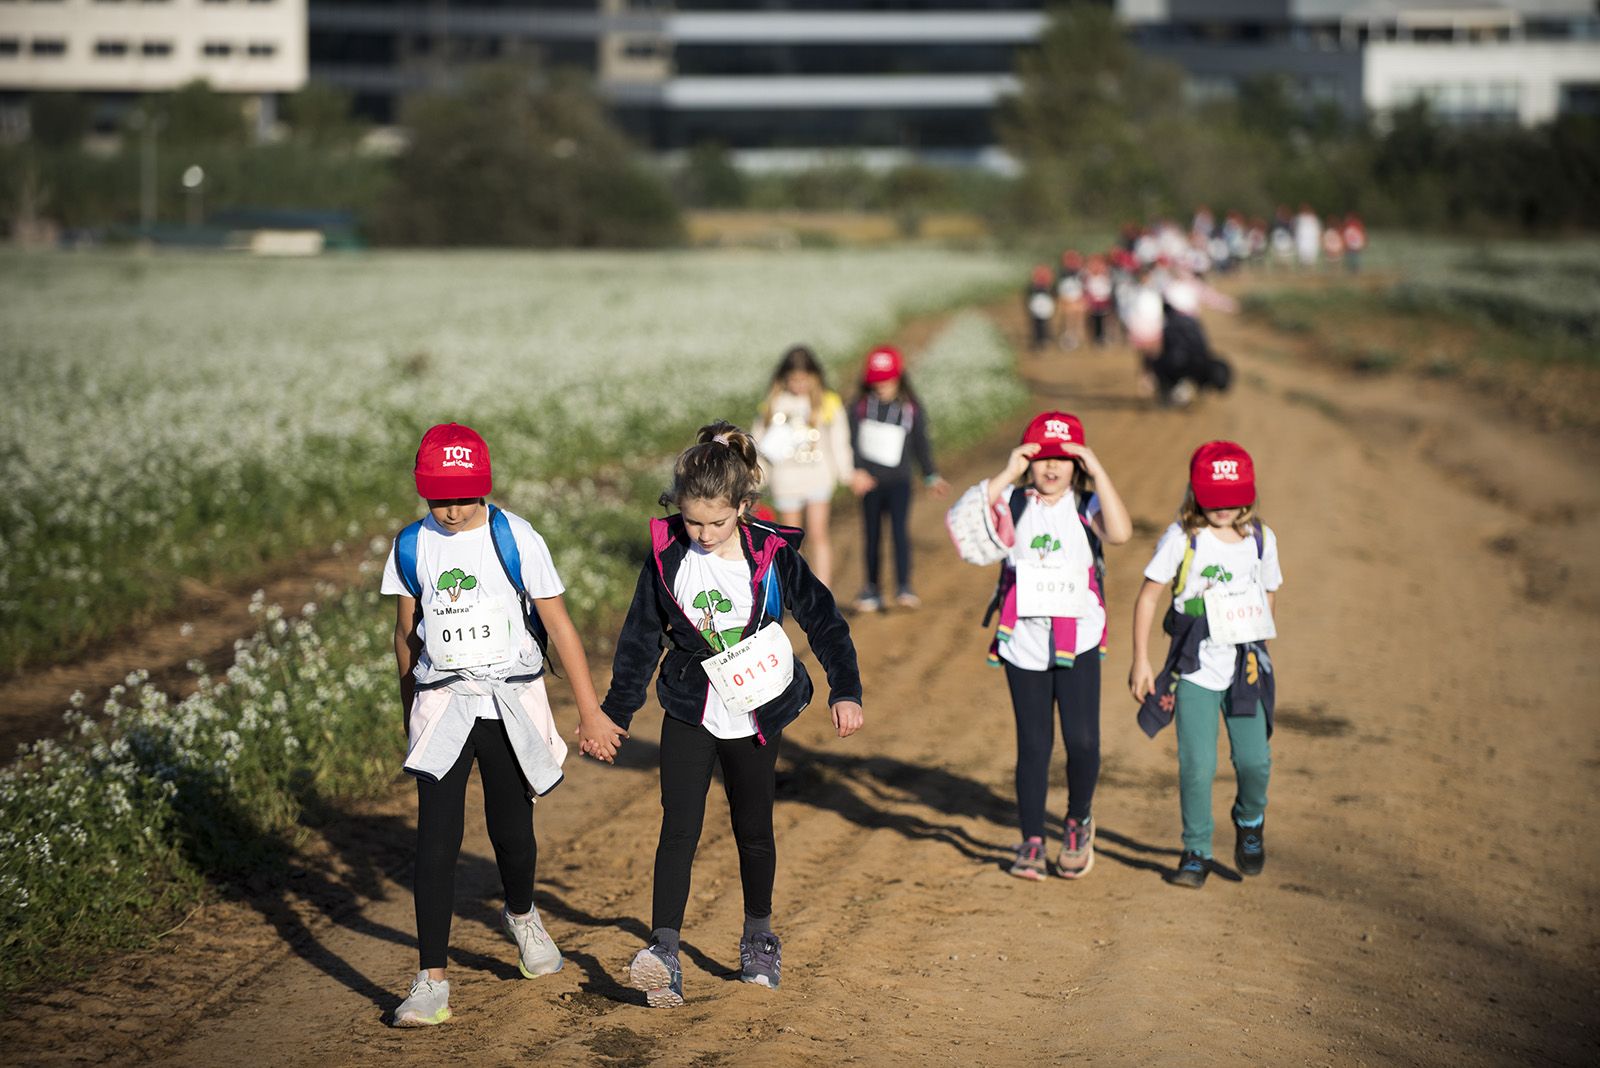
[6,291,1597,1067]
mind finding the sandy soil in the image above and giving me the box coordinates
[4,293,1597,1067]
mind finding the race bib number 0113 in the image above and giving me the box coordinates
[1203,585,1276,644]
[1014,560,1092,619]
[702,623,796,714]
[424,597,516,670]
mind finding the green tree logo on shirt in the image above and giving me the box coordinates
[437,568,478,602]
[1183,563,1233,617]
[1029,533,1062,560]
[691,589,743,651]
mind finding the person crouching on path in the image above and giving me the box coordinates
[1129,441,1282,889]
[600,421,864,1007]
[382,422,625,1027]
[968,411,1132,880]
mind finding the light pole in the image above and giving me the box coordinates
[182,165,205,229]
[128,108,165,236]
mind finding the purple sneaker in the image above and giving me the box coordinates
[739,931,782,989]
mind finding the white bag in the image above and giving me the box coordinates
[758,418,804,463]
[945,480,1007,565]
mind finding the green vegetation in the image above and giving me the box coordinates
[0,264,1027,1000]
[1243,238,1600,368]
[1001,5,1600,237]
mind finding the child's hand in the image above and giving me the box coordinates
[850,469,877,497]
[1003,443,1039,484]
[577,712,627,763]
[1128,660,1155,702]
[830,700,865,738]
[1059,441,1105,478]
[926,476,951,499]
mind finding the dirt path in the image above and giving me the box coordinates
[6,298,1597,1066]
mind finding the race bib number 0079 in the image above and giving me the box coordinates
[1203,584,1276,644]
[1014,560,1092,619]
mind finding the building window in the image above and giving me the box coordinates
[202,41,234,58]
[95,40,130,58]
[622,38,667,61]
[142,40,174,57]
[0,38,18,57]
[30,39,67,57]
[247,41,277,58]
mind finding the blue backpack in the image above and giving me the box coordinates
[395,504,551,664]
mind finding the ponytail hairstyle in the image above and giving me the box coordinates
[761,344,827,420]
[659,420,765,516]
[1177,485,1258,538]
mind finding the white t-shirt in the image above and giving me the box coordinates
[381,511,564,719]
[1143,521,1283,692]
[998,486,1106,672]
[673,544,759,739]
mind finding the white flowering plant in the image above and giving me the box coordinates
[0,254,1027,998]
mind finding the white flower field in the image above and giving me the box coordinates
[0,248,1026,994]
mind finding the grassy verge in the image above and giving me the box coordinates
[0,250,1021,677]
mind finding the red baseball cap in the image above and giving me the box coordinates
[414,422,492,500]
[863,345,903,384]
[1021,410,1085,462]
[1189,440,1255,509]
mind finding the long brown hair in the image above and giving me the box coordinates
[761,344,828,420]
[659,420,765,514]
[1178,485,1259,537]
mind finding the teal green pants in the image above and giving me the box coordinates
[1174,680,1271,857]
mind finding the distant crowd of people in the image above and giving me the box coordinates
[1025,206,1369,406]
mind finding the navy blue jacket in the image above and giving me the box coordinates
[601,516,862,745]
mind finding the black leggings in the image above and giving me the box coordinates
[414,718,535,970]
[1003,657,1102,839]
[653,714,782,935]
[861,478,913,593]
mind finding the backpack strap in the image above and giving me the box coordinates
[1173,531,1199,597]
[396,518,425,599]
[763,566,783,623]
[1252,519,1264,559]
[487,504,552,661]
[1077,492,1106,592]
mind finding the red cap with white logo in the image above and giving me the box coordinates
[863,345,904,384]
[1189,440,1255,509]
[1021,410,1085,463]
[414,422,492,500]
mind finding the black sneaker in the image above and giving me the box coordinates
[738,931,781,989]
[1170,850,1209,889]
[1234,819,1265,876]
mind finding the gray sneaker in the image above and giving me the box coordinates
[503,906,563,978]
[392,971,451,1027]
[627,944,684,1008]
[739,931,782,988]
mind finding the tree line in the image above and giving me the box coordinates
[2,7,1595,247]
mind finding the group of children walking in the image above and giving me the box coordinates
[380,343,1282,1025]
